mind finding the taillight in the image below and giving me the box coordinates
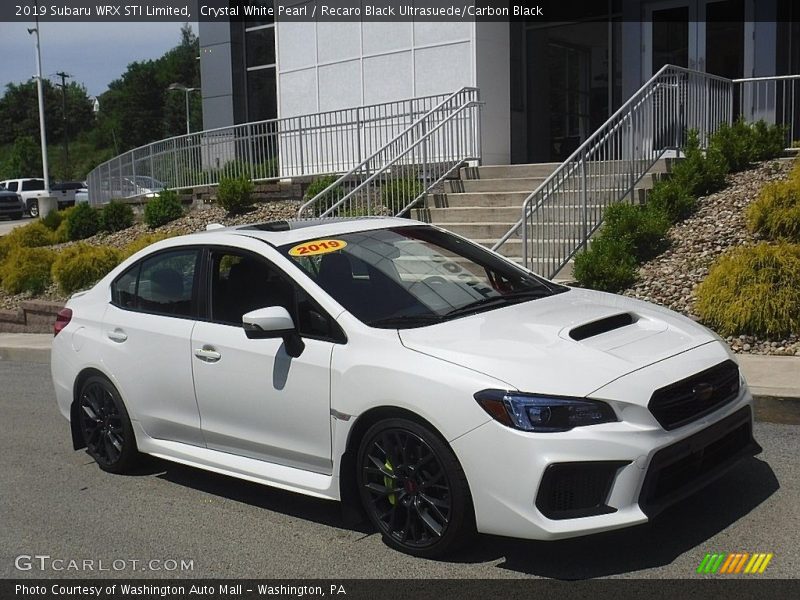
[54,308,72,337]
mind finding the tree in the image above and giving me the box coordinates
[7,136,42,177]
[96,23,202,149]
[0,80,93,147]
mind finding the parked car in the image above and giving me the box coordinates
[0,178,48,217]
[51,181,85,209]
[100,176,165,199]
[0,184,24,220]
[74,182,89,205]
[51,218,761,557]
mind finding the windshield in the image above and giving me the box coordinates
[279,225,567,329]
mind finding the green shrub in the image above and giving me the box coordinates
[573,236,638,292]
[100,201,134,233]
[4,221,54,249]
[66,202,101,240]
[53,218,71,244]
[40,209,65,231]
[708,119,786,173]
[143,190,183,229]
[746,178,800,242]
[696,243,800,337]
[647,177,697,222]
[0,247,56,294]
[216,176,255,214]
[748,120,786,161]
[708,119,753,172]
[671,130,726,196]
[381,176,424,214]
[304,175,344,214]
[52,244,123,294]
[603,202,671,261]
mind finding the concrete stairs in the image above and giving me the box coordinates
[418,159,674,282]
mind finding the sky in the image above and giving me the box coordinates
[0,21,197,98]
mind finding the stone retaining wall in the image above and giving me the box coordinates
[0,300,64,333]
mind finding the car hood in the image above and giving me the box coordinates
[398,288,718,398]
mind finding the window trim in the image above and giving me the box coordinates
[198,245,347,345]
[109,246,204,321]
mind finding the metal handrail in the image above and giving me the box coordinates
[86,89,468,205]
[491,65,799,279]
[297,87,481,219]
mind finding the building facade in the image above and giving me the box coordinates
[199,0,799,167]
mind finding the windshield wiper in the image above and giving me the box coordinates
[367,314,445,329]
[443,289,552,318]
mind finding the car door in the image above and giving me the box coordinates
[190,247,339,474]
[103,247,205,447]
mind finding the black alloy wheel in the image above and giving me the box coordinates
[78,376,139,473]
[357,418,474,557]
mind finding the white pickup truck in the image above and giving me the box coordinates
[0,178,49,217]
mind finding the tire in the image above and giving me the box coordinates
[77,375,141,474]
[356,417,475,558]
[27,199,39,218]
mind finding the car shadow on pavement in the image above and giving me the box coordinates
[457,457,779,579]
[152,458,372,534]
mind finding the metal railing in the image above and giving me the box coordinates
[734,74,800,146]
[296,87,481,219]
[86,90,468,205]
[492,66,800,279]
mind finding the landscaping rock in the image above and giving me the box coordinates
[623,159,798,356]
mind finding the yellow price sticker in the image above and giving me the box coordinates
[288,239,348,257]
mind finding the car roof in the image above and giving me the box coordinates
[175,216,424,247]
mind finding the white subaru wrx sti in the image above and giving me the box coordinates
[51,217,761,557]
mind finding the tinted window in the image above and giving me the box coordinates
[21,179,45,191]
[5,182,18,192]
[209,249,340,340]
[111,249,200,318]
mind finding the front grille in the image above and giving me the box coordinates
[649,360,740,430]
[639,406,760,517]
[536,461,629,520]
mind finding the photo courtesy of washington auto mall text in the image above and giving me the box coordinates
[1,0,800,599]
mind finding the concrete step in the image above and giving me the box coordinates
[430,187,647,210]
[445,172,658,194]
[437,222,521,239]
[426,203,640,223]
[460,157,675,182]
[469,238,576,261]
[460,163,562,180]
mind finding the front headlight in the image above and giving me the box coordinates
[474,389,617,432]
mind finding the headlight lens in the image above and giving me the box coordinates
[474,389,617,432]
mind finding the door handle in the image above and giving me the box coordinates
[194,346,221,363]
[107,329,128,343]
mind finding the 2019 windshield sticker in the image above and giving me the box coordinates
[288,239,348,257]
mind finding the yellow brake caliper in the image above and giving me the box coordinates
[384,459,396,506]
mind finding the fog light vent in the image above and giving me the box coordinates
[536,461,629,520]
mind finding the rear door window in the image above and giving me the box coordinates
[111,249,200,318]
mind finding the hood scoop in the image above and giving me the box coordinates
[569,313,637,341]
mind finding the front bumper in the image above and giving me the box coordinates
[451,346,761,540]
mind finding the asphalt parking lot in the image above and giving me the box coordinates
[0,215,29,237]
[1,360,798,580]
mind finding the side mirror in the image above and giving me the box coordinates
[242,306,305,358]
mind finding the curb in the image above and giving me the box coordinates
[0,346,51,365]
